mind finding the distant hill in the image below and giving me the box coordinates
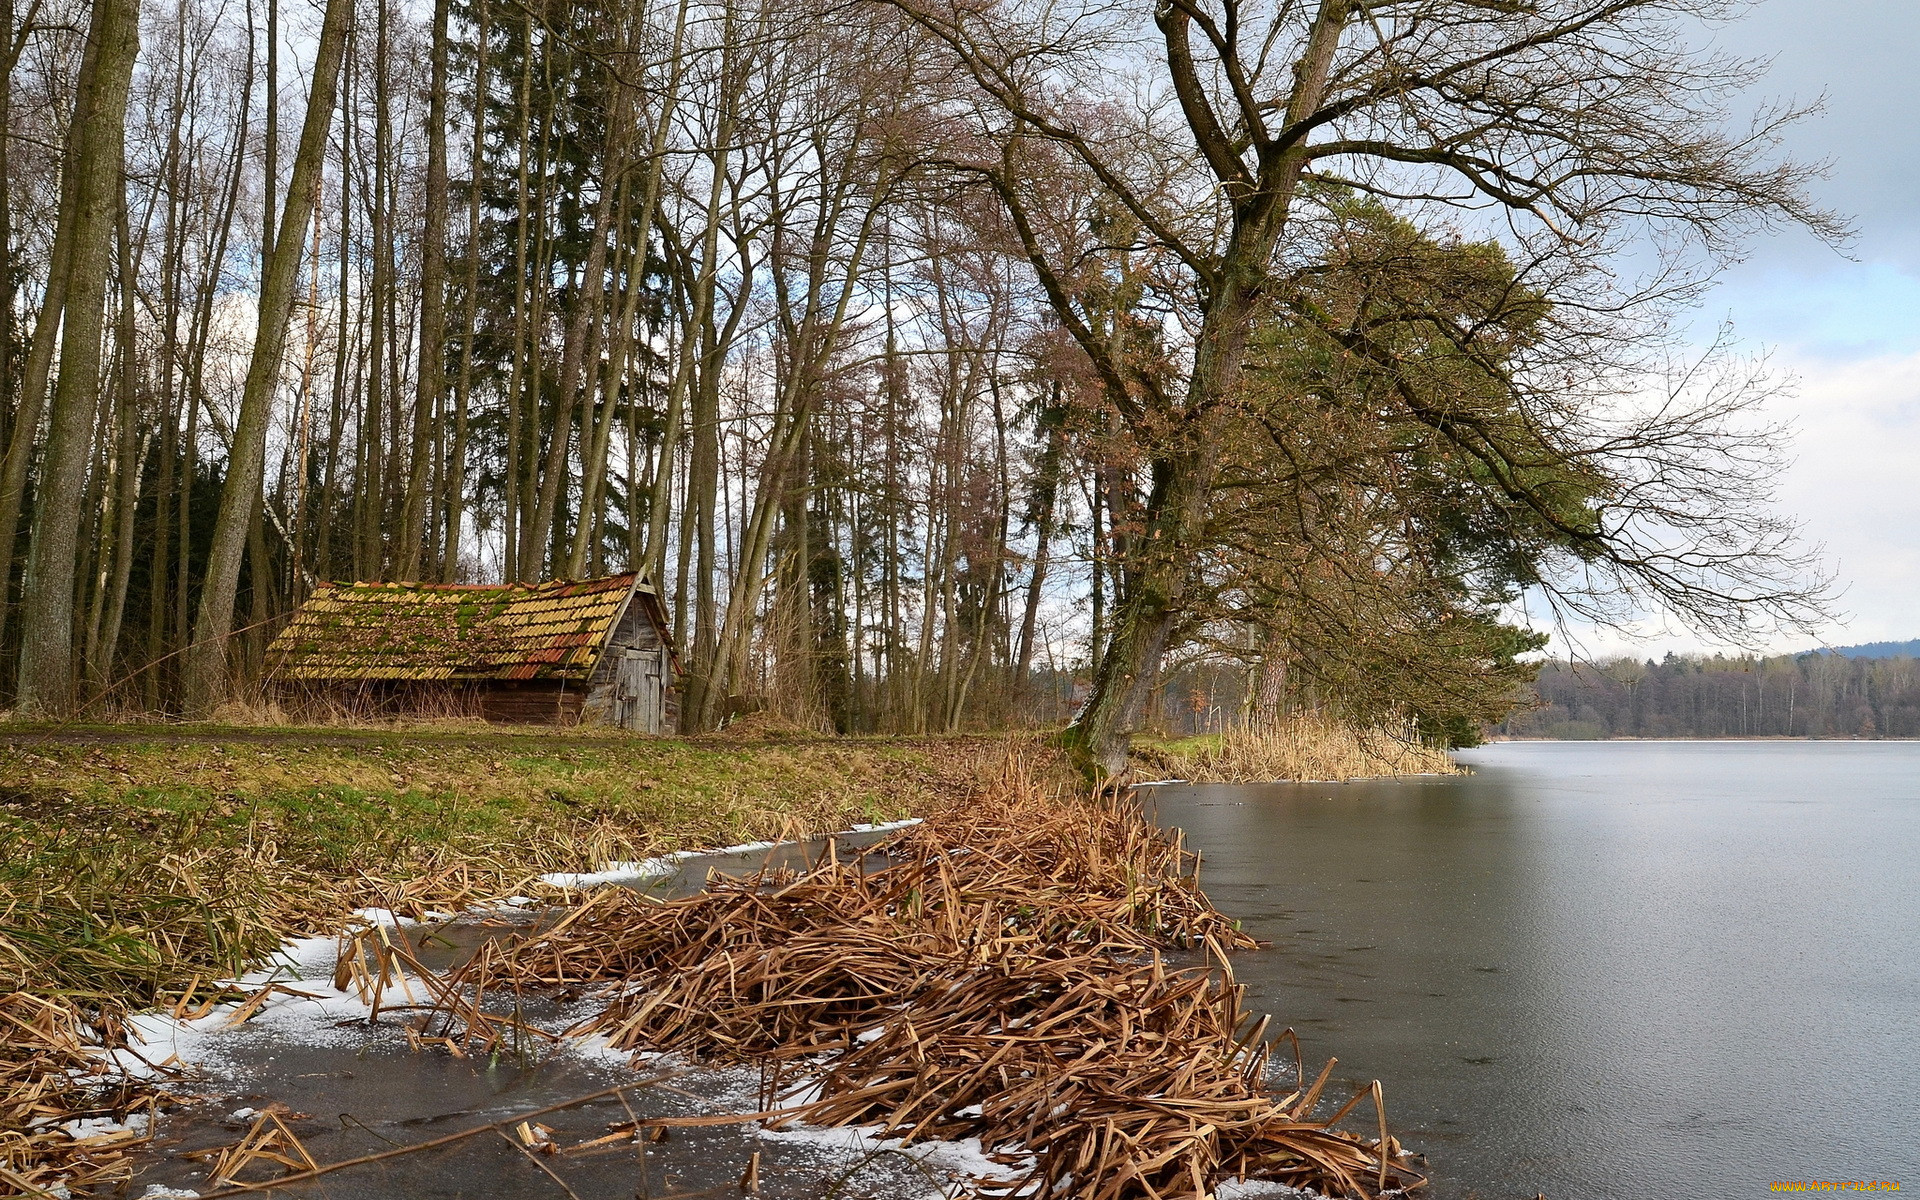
[1821,639,1920,660]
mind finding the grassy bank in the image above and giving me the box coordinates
[0,727,1024,1193]
[1,728,1022,995]
[1134,714,1461,782]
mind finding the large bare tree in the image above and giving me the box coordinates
[12,0,140,716]
[886,0,1842,774]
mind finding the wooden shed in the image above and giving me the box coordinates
[267,573,677,731]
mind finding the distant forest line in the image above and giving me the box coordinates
[1501,652,1920,740]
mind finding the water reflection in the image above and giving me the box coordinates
[1143,742,1920,1199]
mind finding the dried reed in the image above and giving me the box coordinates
[0,733,1014,1193]
[1138,714,1459,783]
[0,992,154,1196]
[413,762,1425,1197]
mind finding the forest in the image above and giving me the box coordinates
[0,0,1842,769]
[1503,652,1920,741]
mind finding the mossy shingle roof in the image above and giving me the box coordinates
[269,574,641,683]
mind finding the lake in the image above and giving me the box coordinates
[1142,741,1920,1199]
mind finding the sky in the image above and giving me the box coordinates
[1548,0,1920,659]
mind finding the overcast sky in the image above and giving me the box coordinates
[1551,0,1919,657]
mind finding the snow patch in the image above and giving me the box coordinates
[847,818,923,834]
[59,1113,150,1139]
[756,1122,1034,1190]
[1214,1181,1318,1199]
[538,851,699,888]
[346,907,417,928]
[538,818,925,889]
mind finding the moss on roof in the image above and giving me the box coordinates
[269,574,641,684]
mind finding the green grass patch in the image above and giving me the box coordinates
[0,729,1011,1003]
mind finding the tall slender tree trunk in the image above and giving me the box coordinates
[13,0,139,715]
[443,0,486,581]
[502,19,533,581]
[0,61,81,661]
[697,159,889,730]
[316,88,352,582]
[0,0,17,596]
[514,44,555,580]
[182,0,353,716]
[0,0,14,451]
[527,121,622,575]
[396,0,448,579]
[88,193,144,697]
[175,82,251,668]
[359,8,392,579]
[262,0,277,259]
[1014,387,1063,694]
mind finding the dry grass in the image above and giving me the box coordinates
[1136,714,1460,783]
[0,993,157,1196]
[399,760,1424,1198]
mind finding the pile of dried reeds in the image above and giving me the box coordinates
[416,767,1425,1197]
[1137,715,1460,783]
[0,992,154,1195]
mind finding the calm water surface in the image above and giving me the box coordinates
[1143,741,1920,1200]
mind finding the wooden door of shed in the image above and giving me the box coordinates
[615,648,666,733]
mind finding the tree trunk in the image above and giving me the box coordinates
[13,0,139,716]
[1252,627,1289,730]
[1052,0,1348,777]
[442,0,487,581]
[0,66,80,662]
[527,115,623,578]
[1060,332,1251,777]
[501,20,533,581]
[398,0,452,578]
[182,0,353,716]
[1014,388,1063,694]
[88,193,145,698]
[315,87,352,582]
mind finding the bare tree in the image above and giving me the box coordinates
[884,0,1842,774]
[13,0,139,715]
[183,0,353,716]
[397,0,451,579]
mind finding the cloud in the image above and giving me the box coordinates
[1542,1,1920,660]
[1541,336,1920,661]
[1770,346,1920,646]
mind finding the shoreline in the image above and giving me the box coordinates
[8,750,1422,1198]
[1483,734,1920,742]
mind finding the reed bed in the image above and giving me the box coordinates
[411,766,1425,1197]
[1137,715,1459,783]
[0,815,582,1194]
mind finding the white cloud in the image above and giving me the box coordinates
[1771,347,1920,646]
[1539,338,1920,661]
